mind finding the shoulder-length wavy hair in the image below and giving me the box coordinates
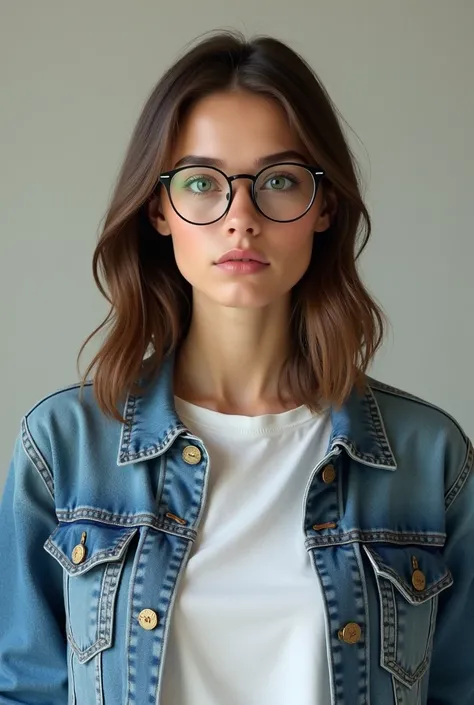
[78,30,386,421]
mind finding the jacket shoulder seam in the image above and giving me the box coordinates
[24,380,93,420]
[369,378,472,512]
[444,438,474,512]
[20,416,55,501]
[368,378,468,438]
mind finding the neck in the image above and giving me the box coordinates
[173,293,298,415]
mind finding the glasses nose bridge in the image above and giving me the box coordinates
[228,173,256,188]
[227,172,256,205]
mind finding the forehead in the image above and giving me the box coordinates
[170,90,309,169]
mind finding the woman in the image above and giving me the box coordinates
[0,30,472,705]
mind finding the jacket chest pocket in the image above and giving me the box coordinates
[44,522,138,663]
[363,544,453,692]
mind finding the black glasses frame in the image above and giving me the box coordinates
[156,162,325,225]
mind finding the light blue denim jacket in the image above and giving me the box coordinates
[0,352,473,705]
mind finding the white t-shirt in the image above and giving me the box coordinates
[160,397,332,705]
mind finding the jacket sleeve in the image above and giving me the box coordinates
[428,436,474,704]
[0,418,67,704]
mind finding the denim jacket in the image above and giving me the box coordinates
[0,352,473,705]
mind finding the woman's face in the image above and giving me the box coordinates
[149,90,332,310]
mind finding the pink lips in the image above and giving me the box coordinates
[215,248,269,265]
[216,260,269,274]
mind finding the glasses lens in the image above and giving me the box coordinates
[170,167,230,224]
[254,164,316,221]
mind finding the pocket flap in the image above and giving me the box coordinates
[363,544,453,604]
[44,521,138,576]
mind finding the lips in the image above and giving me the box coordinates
[224,258,257,262]
[215,249,269,265]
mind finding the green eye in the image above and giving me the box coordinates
[261,173,299,191]
[268,176,287,190]
[184,177,213,193]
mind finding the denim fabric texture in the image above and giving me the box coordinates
[0,351,472,705]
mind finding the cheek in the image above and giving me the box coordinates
[275,223,315,265]
[167,219,208,282]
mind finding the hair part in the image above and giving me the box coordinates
[78,29,387,421]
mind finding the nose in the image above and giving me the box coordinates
[224,178,261,237]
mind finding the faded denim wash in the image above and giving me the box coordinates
[0,351,473,704]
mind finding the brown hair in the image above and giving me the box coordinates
[78,30,387,421]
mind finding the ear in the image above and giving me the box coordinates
[314,186,337,233]
[148,192,171,237]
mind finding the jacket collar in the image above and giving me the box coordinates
[117,351,397,470]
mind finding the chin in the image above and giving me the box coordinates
[211,291,286,309]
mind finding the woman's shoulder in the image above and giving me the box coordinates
[367,376,472,500]
[22,379,119,453]
[25,379,97,425]
[367,377,466,438]
[17,380,124,498]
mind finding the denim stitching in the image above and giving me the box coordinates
[445,439,473,511]
[67,547,132,664]
[90,560,104,650]
[365,386,397,463]
[370,378,469,431]
[118,425,188,465]
[127,529,154,704]
[117,380,192,464]
[102,560,126,649]
[54,509,197,538]
[425,595,439,663]
[334,437,396,467]
[98,563,120,642]
[118,391,136,463]
[346,544,370,705]
[56,509,163,524]
[352,542,371,705]
[154,535,196,704]
[66,610,107,665]
[387,653,429,688]
[21,417,55,499]
[67,626,106,664]
[125,527,148,705]
[380,580,396,662]
[312,548,345,703]
[305,529,446,549]
[383,577,431,686]
[97,563,113,641]
[95,651,104,705]
[364,548,453,603]
[375,560,438,689]
[44,527,137,575]
[393,677,404,704]
[45,523,137,663]
[24,380,93,417]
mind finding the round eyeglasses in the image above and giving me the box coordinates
[157,162,325,225]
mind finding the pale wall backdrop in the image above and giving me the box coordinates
[1,0,473,492]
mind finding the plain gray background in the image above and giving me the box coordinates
[1,1,473,493]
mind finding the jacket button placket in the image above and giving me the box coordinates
[307,460,369,704]
[125,440,208,704]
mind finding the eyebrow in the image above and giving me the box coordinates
[173,150,309,170]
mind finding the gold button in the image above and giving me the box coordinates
[71,544,86,565]
[412,569,426,591]
[182,445,202,465]
[322,465,336,483]
[72,531,87,565]
[138,609,158,631]
[338,622,362,644]
[411,556,426,591]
